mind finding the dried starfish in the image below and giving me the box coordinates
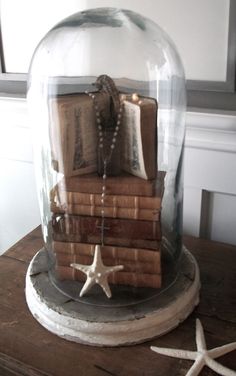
[151,319,236,376]
[70,244,124,298]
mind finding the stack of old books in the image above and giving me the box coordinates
[50,171,165,289]
[49,84,163,289]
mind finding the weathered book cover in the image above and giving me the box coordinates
[49,92,110,177]
[52,188,163,208]
[51,171,165,209]
[53,241,161,273]
[53,233,160,250]
[121,95,157,180]
[58,172,157,196]
[56,266,161,288]
[51,203,160,221]
[52,214,162,241]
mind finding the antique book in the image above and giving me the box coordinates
[53,233,160,250]
[56,254,160,274]
[52,214,162,241]
[51,171,165,208]
[121,94,157,180]
[49,92,110,177]
[53,241,161,269]
[58,172,157,196]
[50,172,165,220]
[51,187,163,208]
[49,90,157,180]
[56,266,161,288]
[51,203,160,221]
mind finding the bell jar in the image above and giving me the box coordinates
[26,8,200,346]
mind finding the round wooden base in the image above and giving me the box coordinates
[25,247,200,347]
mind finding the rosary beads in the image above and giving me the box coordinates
[85,89,124,245]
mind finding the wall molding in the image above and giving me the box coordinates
[185,108,236,153]
[184,108,236,244]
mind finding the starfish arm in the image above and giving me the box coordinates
[205,356,236,376]
[185,356,205,376]
[151,319,236,376]
[196,319,206,351]
[209,343,236,358]
[104,264,124,275]
[79,277,95,297]
[93,245,103,267]
[93,246,123,269]
[150,346,197,361]
[99,277,112,299]
[70,263,89,274]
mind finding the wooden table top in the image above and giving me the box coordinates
[0,227,235,376]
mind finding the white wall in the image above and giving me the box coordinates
[0,98,40,254]
[1,0,230,81]
[1,97,236,254]
[184,109,236,244]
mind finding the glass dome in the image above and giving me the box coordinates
[28,8,186,308]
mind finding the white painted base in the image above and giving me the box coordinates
[25,247,200,347]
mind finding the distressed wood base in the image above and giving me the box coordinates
[25,247,200,347]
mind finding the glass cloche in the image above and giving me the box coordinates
[26,8,200,346]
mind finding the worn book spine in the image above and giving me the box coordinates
[51,187,163,209]
[55,254,160,274]
[60,173,156,197]
[56,266,161,288]
[51,203,160,221]
[53,233,160,250]
[52,214,162,241]
[53,241,161,265]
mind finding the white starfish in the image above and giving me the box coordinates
[151,319,236,376]
[70,244,124,298]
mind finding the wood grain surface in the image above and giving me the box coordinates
[0,227,235,376]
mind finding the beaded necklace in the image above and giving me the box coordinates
[85,78,124,245]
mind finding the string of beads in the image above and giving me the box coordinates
[85,90,124,245]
